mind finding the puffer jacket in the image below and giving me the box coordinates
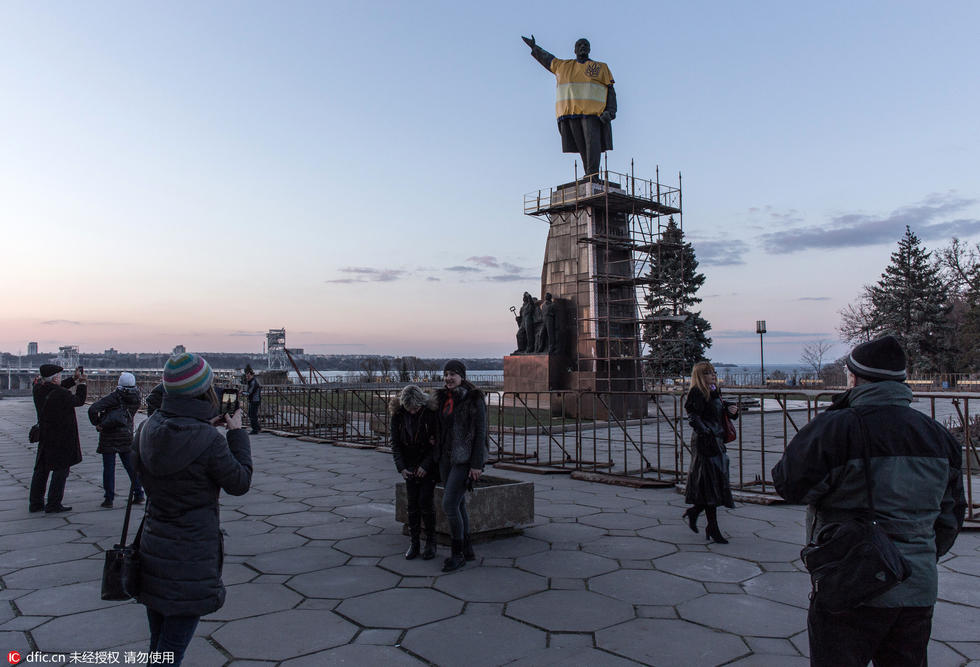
[389,395,439,476]
[435,381,488,480]
[772,381,965,607]
[135,394,252,617]
[88,386,141,454]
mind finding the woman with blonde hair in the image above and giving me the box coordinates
[683,361,738,543]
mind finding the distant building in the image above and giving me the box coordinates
[173,344,186,355]
[104,348,118,356]
[27,342,38,356]
[267,329,287,370]
[56,345,80,369]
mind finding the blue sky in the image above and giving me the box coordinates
[2,1,979,363]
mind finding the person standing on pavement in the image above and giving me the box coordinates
[29,364,87,513]
[772,335,965,667]
[244,367,261,434]
[435,360,488,572]
[88,372,144,508]
[391,384,440,561]
[135,353,252,666]
[683,361,738,544]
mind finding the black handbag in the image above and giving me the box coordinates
[800,412,911,613]
[28,424,40,443]
[100,403,133,431]
[101,485,144,601]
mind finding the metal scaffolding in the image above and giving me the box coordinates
[524,159,685,393]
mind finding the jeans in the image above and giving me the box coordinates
[29,465,68,510]
[146,608,200,667]
[248,401,260,432]
[808,603,933,667]
[441,464,470,541]
[405,474,436,537]
[102,451,143,501]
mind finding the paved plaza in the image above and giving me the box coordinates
[1,396,979,666]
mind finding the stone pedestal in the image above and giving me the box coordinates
[395,475,535,542]
[503,354,566,393]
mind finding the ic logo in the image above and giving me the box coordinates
[586,62,601,77]
[7,652,21,665]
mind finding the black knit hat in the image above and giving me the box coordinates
[846,335,907,382]
[443,360,467,379]
[39,364,63,378]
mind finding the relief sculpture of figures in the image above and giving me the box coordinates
[542,292,560,355]
[519,292,537,353]
[522,34,617,178]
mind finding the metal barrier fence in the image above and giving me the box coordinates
[83,382,980,523]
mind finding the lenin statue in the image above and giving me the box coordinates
[522,35,617,178]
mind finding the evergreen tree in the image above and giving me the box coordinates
[867,226,954,373]
[643,218,711,377]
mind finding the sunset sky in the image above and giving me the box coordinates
[2,1,979,363]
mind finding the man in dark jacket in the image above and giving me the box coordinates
[244,368,261,434]
[88,371,144,508]
[30,364,87,513]
[772,336,965,667]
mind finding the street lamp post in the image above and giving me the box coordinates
[756,320,767,387]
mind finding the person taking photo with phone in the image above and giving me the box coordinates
[88,372,144,509]
[134,353,252,666]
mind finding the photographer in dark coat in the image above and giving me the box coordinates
[436,360,488,572]
[135,353,252,666]
[773,336,965,666]
[88,372,144,508]
[390,385,439,560]
[29,364,87,513]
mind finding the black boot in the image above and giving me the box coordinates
[462,535,476,561]
[705,507,728,544]
[442,540,466,572]
[405,536,421,560]
[682,507,700,534]
[423,533,437,560]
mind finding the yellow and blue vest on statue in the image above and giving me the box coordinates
[549,59,614,118]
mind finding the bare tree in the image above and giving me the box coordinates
[801,340,835,377]
[378,356,392,380]
[838,289,878,344]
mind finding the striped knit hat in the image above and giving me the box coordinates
[163,353,214,397]
[846,335,907,382]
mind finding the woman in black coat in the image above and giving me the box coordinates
[390,384,439,560]
[88,372,144,508]
[435,360,488,572]
[684,361,738,543]
[135,354,252,666]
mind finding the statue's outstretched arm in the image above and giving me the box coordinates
[522,34,555,71]
[601,84,617,122]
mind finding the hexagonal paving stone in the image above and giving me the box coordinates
[402,613,545,666]
[0,631,31,661]
[245,546,347,575]
[710,537,804,562]
[237,501,311,516]
[264,511,342,527]
[726,655,809,666]
[938,571,980,607]
[14,580,120,616]
[931,600,980,642]
[222,562,258,585]
[637,523,713,545]
[297,521,380,541]
[579,512,659,531]
[213,609,357,661]
[282,645,424,666]
[590,569,705,606]
[741,571,811,609]
[0,542,97,570]
[516,550,618,579]
[2,559,99,590]
[435,566,547,602]
[0,528,80,551]
[337,588,462,628]
[376,553,447,576]
[32,604,149,653]
[597,618,748,666]
[302,494,369,508]
[655,551,762,583]
[223,532,306,555]
[582,536,676,561]
[942,556,980,576]
[288,565,399,599]
[507,590,634,632]
[334,533,406,557]
[220,519,275,537]
[205,583,302,621]
[535,503,601,519]
[334,502,395,518]
[476,536,549,558]
[679,594,807,638]
[507,647,639,666]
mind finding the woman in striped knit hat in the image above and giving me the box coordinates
[134,353,252,666]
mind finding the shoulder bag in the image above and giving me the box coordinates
[799,411,911,612]
[28,392,53,443]
[101,426,146,601]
